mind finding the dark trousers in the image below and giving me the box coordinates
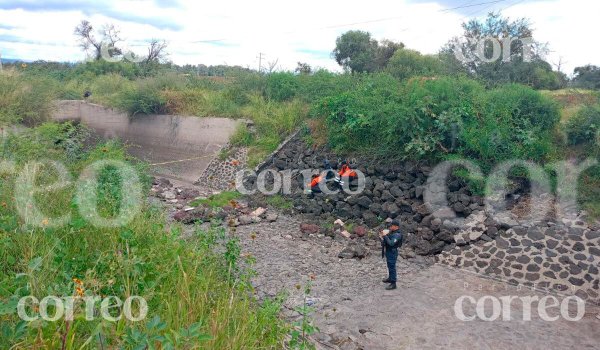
[386,248,398,283]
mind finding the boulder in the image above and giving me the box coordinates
[179,188,200,200]
[238,215,254,225]
[250,207,267,217]
[300,223,320,234]
[353,226,368,237]
[357,196,373,208]
[362,211,379,227]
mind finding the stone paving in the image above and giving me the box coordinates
[438,216,600,304]
[232,214,600,350]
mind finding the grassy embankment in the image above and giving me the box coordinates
[9,61,600,219]
[0,72,289,348]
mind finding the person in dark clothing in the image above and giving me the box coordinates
[380,220,403,290]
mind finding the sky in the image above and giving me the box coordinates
[0,0,596,75]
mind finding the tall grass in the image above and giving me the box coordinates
[0,70,57,126]
[0,124,288,349]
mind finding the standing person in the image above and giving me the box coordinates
[380,220,403,290]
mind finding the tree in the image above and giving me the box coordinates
[74,21,123,61]
[441,13,562,89]
[75,20,168,64]
[385,49,442,80]
[145,39,168,63]
[332,30,378,73]
[332,31,404,73]
[374,39,405,70]
[74,20,102,60]
[295,62,312,75]
[573,65,600,90]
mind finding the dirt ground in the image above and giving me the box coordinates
[233,214,600,350]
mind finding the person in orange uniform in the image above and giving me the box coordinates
[309,174,324,193]
[336,160,357,188]
[338,161,357,179]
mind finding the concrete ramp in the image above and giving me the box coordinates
[53,100,241,185]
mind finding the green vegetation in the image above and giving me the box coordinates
[573,65,600,90]
[1,13,599,220]
[266,195,294,210]
[0,125,287,349]
[315,75,559,170]
[0,71,57,126]
[3,8,598,348]
[566,105,600,147]
[190,191,242,208]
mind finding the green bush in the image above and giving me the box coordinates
[0,71,57,126]
[265,72,299,102]
[316,74,480,158]
[566,104,600,146]
[297,70,356,103]
[385,49,443,81]
[71,60,146,79]
[482,84,560,131]
[115,74,185,115]
[0,125,287,349]
[316,74,560,168]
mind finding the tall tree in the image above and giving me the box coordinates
[74,20,123,61]
[74,20,102,60]
[374,39,405,70]
[573,65,600,90]
[145,39,168,63]
[332,31,403,73]
[441,13,562,89]
[332,30,378,73]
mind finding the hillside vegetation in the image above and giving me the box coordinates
[0,123,287,348]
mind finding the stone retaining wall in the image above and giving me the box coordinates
[248,132,600,303]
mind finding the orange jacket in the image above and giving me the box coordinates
[310,175,323,188]
[338,165,357,178]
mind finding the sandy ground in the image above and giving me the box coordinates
[234,215,600,350]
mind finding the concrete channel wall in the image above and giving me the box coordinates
[53,100,242,185]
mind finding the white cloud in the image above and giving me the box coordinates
[0,0,596,74]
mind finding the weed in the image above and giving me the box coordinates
[289,280,318,350]
[266,195,293,210]
[190,191,242,208]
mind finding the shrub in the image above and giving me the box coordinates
[265,72,299,102]
[316,74,481,159]
[482,84,560,131]
[297,70,356,103]
[115,74,184,115]
[0,71,57,126]
[316,74,560,169]
[385,49,443,81]
[71,60,146,79]
[459,84,560,168]
[0,125,288,349]
[566,104,600,146]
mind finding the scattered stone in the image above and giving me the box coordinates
[353,226,368,237]
[239,215,254,225]
[251,207,267,217]
[266,213,278,222]
[300,223,320,234]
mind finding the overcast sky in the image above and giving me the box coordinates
[0,0,596,75]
